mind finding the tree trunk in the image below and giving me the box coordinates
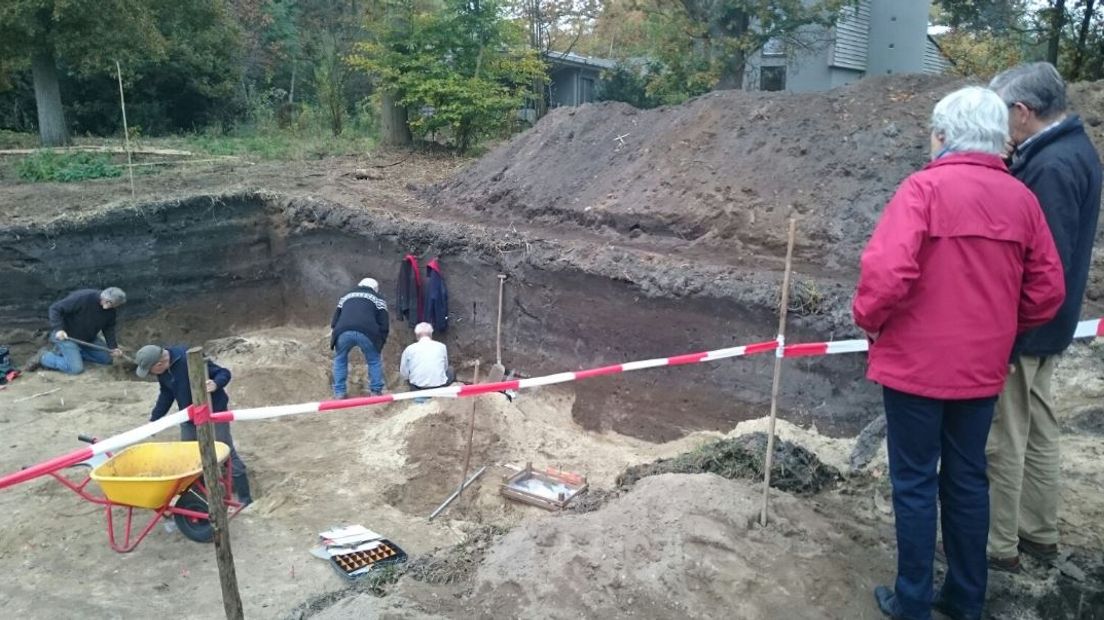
[30,46,69,147]
[1046,0,1067,65]
[380,90,411,146]
[1070,0,1096,79]
[712,12,750,90]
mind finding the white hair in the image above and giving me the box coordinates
[358,277,379,291]
[100,287,127,306]
[930,86,1009,156]
[414,322,434,338]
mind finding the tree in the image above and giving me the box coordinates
[635,0,855,90]
[351,0,545,152]
[0,1,168,145]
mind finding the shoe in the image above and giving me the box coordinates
[23,347,48,372]
[369,390,383,397]
[988,554,1022,573]
[874,585,904,619]
[1018,538,1058,562]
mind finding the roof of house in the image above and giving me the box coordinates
[543,51,618,71]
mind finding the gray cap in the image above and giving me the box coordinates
[134,345,165,378]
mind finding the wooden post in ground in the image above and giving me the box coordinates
[186,347,245,620]
[114,61,135,197]
[760,219,797,527]
[457,360,480,503]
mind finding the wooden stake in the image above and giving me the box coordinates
[457,361,480,503]
[760,218,797,527]
[115,61,135,197]
[186,347,244,620]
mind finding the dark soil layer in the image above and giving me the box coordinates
[0,192,879,439]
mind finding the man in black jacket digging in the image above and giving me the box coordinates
[986,62,1103,574]
[331,277,390,398]
[26,287,127,375]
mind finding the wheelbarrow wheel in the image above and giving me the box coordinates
[173,483,214,543]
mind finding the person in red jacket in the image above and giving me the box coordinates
[854,86,1065,620]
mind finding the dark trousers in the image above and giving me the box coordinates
[180,421,252,504]
[884,386,995,620]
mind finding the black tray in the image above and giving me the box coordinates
[327,538,407,581]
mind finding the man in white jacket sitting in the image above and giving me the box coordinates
[400,322,455,390]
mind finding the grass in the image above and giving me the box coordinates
[166,127,377,161]
[17,151,122,182]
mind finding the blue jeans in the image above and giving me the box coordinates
[41,334,112,375]
[332,331,384,397]
[884,387,995,620]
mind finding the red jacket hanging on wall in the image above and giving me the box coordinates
[852,152,1065,400]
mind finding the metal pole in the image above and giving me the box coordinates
[429,466,487,521]
[495,275,506,366]
[457,361,480,503]
[760,218,797,527]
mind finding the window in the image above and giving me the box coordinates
[760,66,786,91]
[762,37,786,57]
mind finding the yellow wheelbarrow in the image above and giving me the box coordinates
[49,439,243,553]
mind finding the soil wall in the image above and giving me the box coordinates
[0,192,879,440]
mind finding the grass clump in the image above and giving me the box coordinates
[17,151,122,182]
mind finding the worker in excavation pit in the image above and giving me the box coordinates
[24,287,127,374]
[399,322,455,390]
[330,277,390,398]
[134,344,253,507]
[853,87,1065,620]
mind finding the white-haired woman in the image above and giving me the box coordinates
[853,87,1065,620]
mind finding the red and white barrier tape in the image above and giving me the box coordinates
[3,319,1103,492]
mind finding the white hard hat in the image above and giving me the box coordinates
[359,278,379,291]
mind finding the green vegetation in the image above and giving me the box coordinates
[16,151,122,183]
[350,0,546,153]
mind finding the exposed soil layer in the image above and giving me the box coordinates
[0,191,878,440]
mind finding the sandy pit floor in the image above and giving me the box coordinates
[1,328,1102,619]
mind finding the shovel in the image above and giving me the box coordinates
[486,274,507,383]
[65,336,137,364]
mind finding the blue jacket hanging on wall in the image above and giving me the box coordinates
[424,258,449,333]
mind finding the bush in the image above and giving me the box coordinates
[17,151,123,182]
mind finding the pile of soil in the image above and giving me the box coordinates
[430,75,1104,300]
[429,74,963,273]
[311,474,889,619]
[617,432,841,496]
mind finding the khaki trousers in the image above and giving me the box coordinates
[986,354,1061,558]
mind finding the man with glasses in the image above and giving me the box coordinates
[987,62,1102,573]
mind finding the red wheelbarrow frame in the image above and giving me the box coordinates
[46,443,243,553]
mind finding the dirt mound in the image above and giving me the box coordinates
[429,74,963,272]
[618,432,841,496]
[312,474,886,619]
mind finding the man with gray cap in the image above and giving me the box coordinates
[25,287,127,375]
[134,344,253,506]
[987,62,1102,572]
[331,277,390,398]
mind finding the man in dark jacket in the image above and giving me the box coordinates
[134,344,253,506]
[27,287,127,375]
[331,277,390,398]
[987,63,1103,572]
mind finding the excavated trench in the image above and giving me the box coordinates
[0,192,879,441]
